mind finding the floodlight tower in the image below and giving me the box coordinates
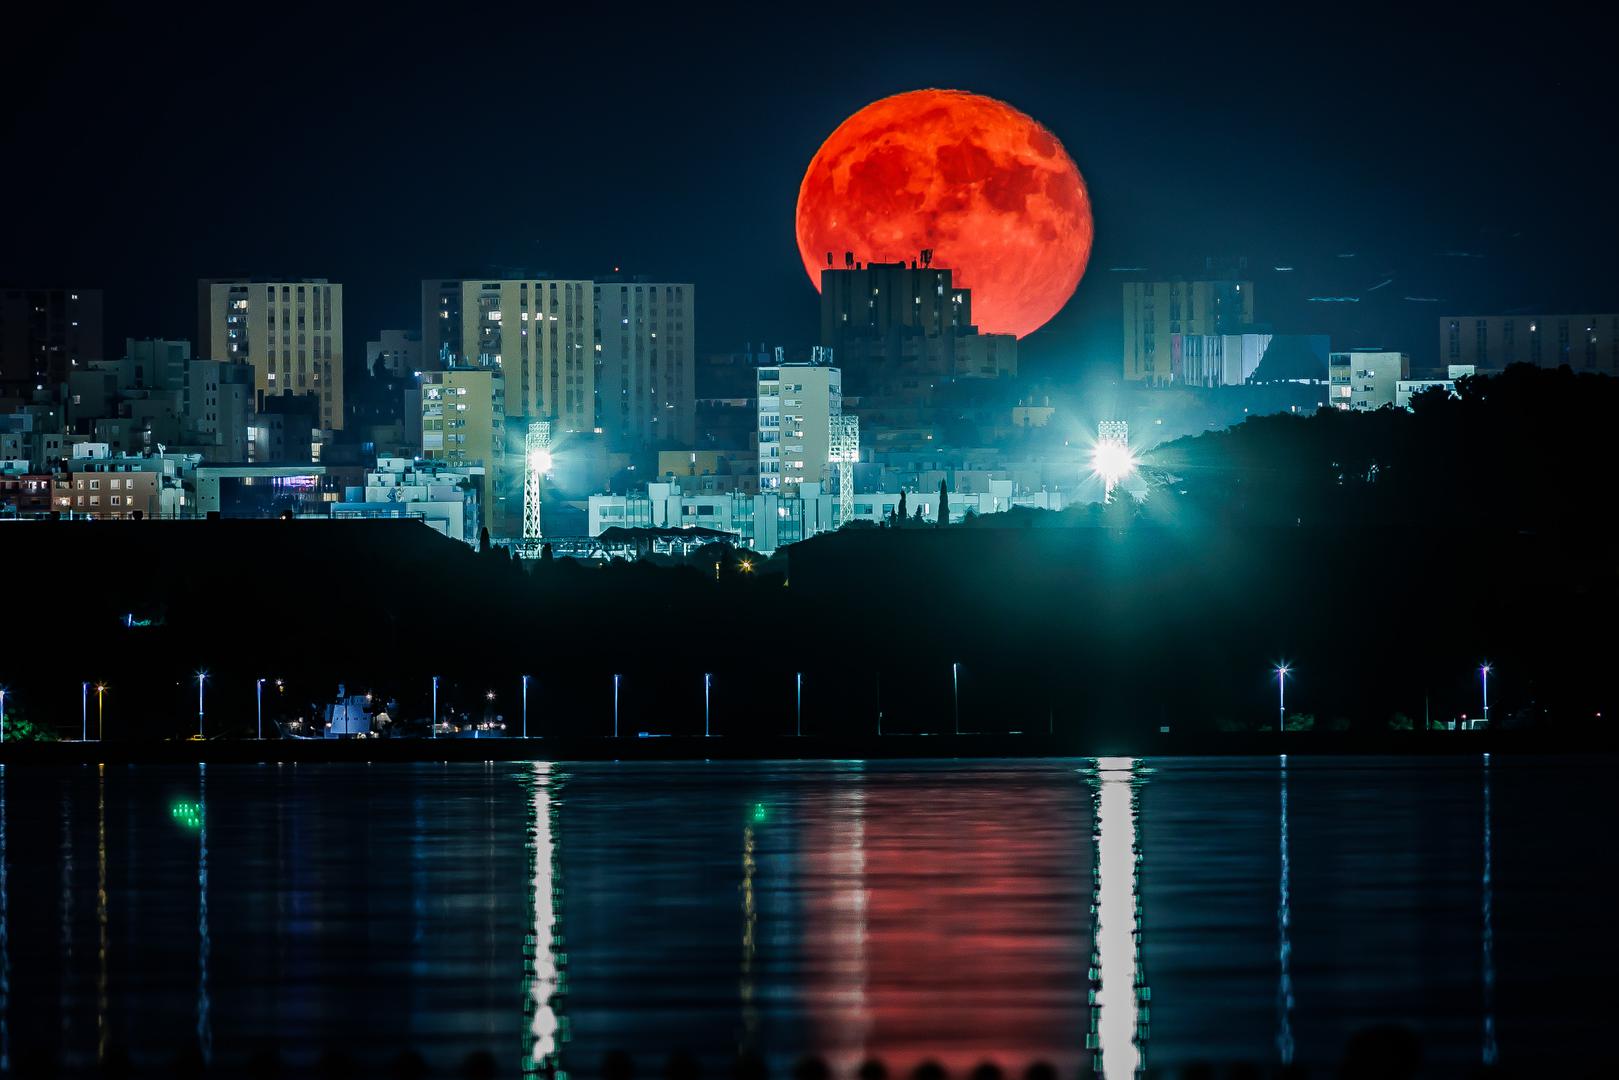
[829,413,860,526]
[1094,419,1131,503]
[523,420,553,542]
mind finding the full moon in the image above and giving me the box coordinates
[796,89,1092,339]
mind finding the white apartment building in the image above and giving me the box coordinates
[1328,350,1410,411]
[202,279,344,431]
[758,361,841,494]
[1396,365,1475,410]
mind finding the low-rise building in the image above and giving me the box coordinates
[1328,350,1410,411]
[330,456,482,543]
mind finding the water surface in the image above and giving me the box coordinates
[0,756,1608,1075]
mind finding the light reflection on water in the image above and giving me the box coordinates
[0,756,1609,1076]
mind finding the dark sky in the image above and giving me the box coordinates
[5,2,1614,373]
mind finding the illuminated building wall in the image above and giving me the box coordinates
[594,281,695,448]
[202,279,344,432]
[757,361,840,495]
[1327,349,1409,411]
[1123,280,1253,384]
[421,279,595,433]
[420,368,505,495]
[1440,314,1619,374]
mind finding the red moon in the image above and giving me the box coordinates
[796,89,1092,339]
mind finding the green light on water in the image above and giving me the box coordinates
[751,803,768,824]
[171,801,203,829]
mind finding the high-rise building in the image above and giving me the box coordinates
[185,360,254,461]
[421,367,505,479]
[123,338,191,393]
[758,361,841,494]
[420,278,594,432]
[818,262,1013,396]
[0,287,104,403]
[1123,280,1253,383]
[366,329,421,378]
[201,279,345,431]
[594,279,695,447]
[1328,350,1409,411]
[1440,314,1618,375]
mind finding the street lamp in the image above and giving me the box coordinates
[1276,664,1291,733]
[431,676,439,739]
[256,678,266,740]
[82,680,89,741]
[0,685,7,743]
[96,683,106,741]
[613,674,621,738]
[952,662,960,736]
[1480,664,1491,731]
[795,672,802,737]
[521,675,530,739]
[704,673,712,737]
[195,670,207,738]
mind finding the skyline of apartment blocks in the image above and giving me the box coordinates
[594,281,695,447]
[201,279,345,431]
[1441,314,1618,375]
[421,279,595,433]
[1328,350,1410,411]
[758,361,840,494]
[1123,280,1253,383]
[0,287,104,402]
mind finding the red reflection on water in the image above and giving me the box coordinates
[799,772,1091,1074]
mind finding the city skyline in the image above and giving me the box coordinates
[4,6,1615,375]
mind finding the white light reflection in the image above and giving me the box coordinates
[197,763,211,1065]
[1482,754,1497,1066]
[1,765,10,1073]
[1092,757,1143,1078]
[1277,755,1294,1065]
[525,762,564,1074]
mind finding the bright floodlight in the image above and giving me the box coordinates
[1090,440,1136,486]
[528,448,554,473]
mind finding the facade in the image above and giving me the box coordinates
[1170,332,1271,388]
[123,338,191,393]
[1123,280,1253,383]
[421,367,505,480]
[185,360,254,461]
[250,394,321,463]
[0,287,103,403]
[1328,350,1410,411]
[193,464,329,517]
[594,280,695,446]
[420,278,594,432]
[1440,314,1619,375]
[1396,364,1475,410]
[202,278,345,431]
[758,361,841,494]
[52,464,162,519]
[366,329,421,378]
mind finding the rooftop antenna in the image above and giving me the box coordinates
[844,251,854,269]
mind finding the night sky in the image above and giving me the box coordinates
[5,3,1613,374]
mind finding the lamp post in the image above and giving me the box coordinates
[195,670,207,738]
[1276,664,1290,733]
[521,675,530,739]
[96,683,106,741]
[0,685,7,742]
[704,673,711,738]
[796,672,802,737]
[613,674,620,738]
[952,662,960,736]
[431,676,439,739]
[1480,664,1491,731]
[256,678,265,740]
[82,681,89,741]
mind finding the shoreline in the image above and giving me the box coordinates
[1,729,1608,765]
